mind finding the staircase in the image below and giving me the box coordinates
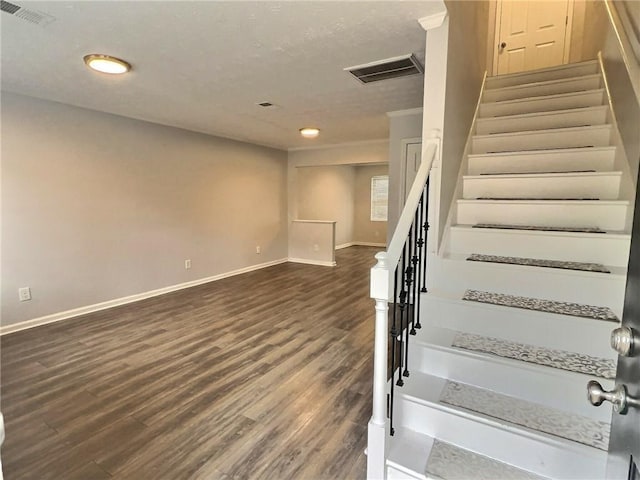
[382,60,633,479]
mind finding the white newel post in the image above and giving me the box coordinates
[367,252,390,480]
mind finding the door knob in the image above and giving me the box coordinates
[611,326,636,356]
[499,42,507,52]
[588,380,632,414]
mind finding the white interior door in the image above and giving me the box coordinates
[496,0,572,75]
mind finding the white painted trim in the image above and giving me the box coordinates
[288,258,336,267]
[0,258,288,336]
[492,0,503,76]
[354,242,386,248]
[336,242,386,250]
[418,10,448,31]
[563,0,575,65]
[386,108,423,118]
[287,138,388,152]
[293,219,336,224]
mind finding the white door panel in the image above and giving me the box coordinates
[497,1,570,75]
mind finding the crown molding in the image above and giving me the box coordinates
[418,10,448,31]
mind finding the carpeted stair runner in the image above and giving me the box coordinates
[466,253,610,273]
[452,331,616,379]
[439,381,610,450]
[472,223,606,233]
[426,439,547,480]
[462,289,618,321]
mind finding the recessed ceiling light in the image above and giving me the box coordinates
[84,54,131,75]
[300,127,320,139]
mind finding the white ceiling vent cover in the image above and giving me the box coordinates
[0,0,55,26]
[345,54,424,84]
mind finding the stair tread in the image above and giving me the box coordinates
[485,73,601,93]
[476,105,607,122]
[481,88,604,108]
[451,330,616,380]
[459,199,628,204]
[426,439,547,480]
[485,60,598,83]
[387,427,433,479]
[471,223,609,234]
[468,145,616,159]
[478,170,597,175]
[466,253,610,273]
[473,123,611,140]
[462,289,619,322]
[438,380,610,451]
[467,170,620,179]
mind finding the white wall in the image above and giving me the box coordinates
[1,93,288,327]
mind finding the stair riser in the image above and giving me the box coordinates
[485,61,599,89]
[468,148,616,175]
[462,174,621,200]
[428,258,625,314]
[456,201,628,231]
[422,294,618,359]
[483,76,602,103]
[475,107,608,135]
[472,127,611,154]
[446,227,631,266]
[395,399,607,479]
[480,90,605,117]
[408,343,614,420]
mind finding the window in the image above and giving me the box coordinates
[371,175,388,221]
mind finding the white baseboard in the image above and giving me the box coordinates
[335,242,386,250]
[0,258,289,336]
[288,257,337,267]
[354,242,386,248]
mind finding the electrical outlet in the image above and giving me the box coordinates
[313,244,319,252]
[256,246,261,254]
[19,287,31,302]
[185,259,191,269]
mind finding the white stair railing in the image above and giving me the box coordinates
[367,134,440,480]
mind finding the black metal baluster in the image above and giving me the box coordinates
[396,247,407,387]
[415,195,425,330]
[389,264,400,436]
[403,227,412,378]
[411,206,420,335]
[421,179,430,293]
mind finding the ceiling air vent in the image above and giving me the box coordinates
[1,1,20,14]
[1,0,55,26]
[345,54,424,84]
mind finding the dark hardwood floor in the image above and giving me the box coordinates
[1,246,380,480]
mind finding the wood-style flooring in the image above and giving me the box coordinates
[1,246,380,479]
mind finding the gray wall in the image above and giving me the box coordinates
[1,93,288,326]
[296,165,356,247]
[354,164,389,244]
[387,111,423,238]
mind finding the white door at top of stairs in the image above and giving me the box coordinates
[494,0,574,76]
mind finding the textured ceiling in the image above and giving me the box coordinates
[1,1,446,150]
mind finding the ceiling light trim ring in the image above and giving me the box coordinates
[84,54,131,75]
